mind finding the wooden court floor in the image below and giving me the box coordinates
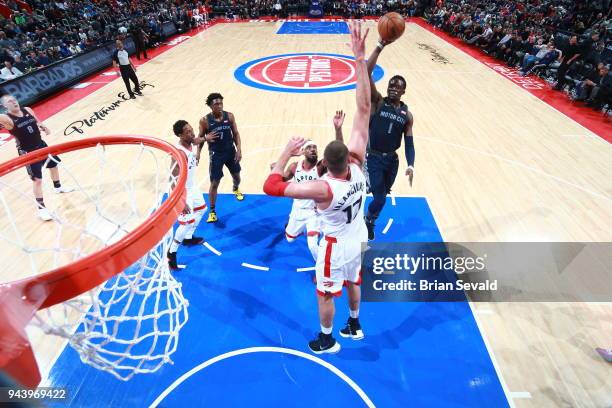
[0,21,610,407]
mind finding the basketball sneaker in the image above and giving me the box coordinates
[167,251,179,271]
[233,188,244,201]
[182,236,204,246]
[54,185,74,194]
[596,348,612,362]
[38,207,52,221]
[339,317,364,340]
[206,210,217,223]
[308,333,341,354]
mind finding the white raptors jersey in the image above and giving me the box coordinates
[176,143,197,192]
[318,163,367,240]
[291,160,320,212]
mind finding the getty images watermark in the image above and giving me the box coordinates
[361,242,611,302]
[371,251,496,292]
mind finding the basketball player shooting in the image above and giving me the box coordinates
[362,33,415,240]
[263,22,370,354]
[167,120,208,271]
[276,110,345,261]
[0,94,73,221]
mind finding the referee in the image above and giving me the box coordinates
[112,40,142,99]
[363,39,415,240]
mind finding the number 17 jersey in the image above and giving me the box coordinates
[317,163,367,241]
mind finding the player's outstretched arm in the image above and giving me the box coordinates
[366,40,386,106]
[346,21,371,166]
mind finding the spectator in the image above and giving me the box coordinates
[36,50,51,67]
[130,21,149,61]
[553,35,583,90]
[12,54,28,72]
[520,40,553,74]
[523,43,562,76]
[0,60,23,81]
[584,64,611,110]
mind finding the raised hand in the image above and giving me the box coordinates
[333,110,345,130]
[348,21,369,61]
[283,136,306,157]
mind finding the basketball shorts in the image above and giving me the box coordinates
[18,140,61,180]
[178,189,207,225]
[315,236,363,297]
[285,208,319,240]
[209,148,241,182]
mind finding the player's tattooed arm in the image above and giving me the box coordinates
[283,162,297,181]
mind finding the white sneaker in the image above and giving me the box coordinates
[38,207,53,221]
[54,185,74,193]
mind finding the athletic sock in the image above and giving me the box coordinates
[169,240,180,253]
[53,180,61,188]
[321,325,332,335]
[349,309,359,319]
[36,197,45,208]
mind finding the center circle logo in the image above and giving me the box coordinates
[234,53,384,93]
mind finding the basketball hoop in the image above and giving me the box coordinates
[0,136,189,388]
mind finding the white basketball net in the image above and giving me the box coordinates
[0,142,188,382]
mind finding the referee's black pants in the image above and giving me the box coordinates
[119,64,140,97]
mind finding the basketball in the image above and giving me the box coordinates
[378,12,406,42]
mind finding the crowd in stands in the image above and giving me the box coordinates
[209,0,421,20]
[0,0,609,111]
[425,0,611,111]
[0,0,211,82]
[0,0,424,84]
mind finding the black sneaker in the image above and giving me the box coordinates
[135,90,143,96]
[182,236,204,246]
[339,317,364,340]
[365,217,375,241]
[167,251,179,271]
[308,332,341,354]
